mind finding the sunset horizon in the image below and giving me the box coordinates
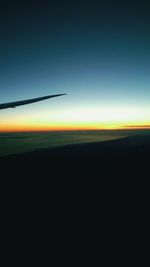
[0,1,150,133]
[1,123,150,133]
[0,0,150,162]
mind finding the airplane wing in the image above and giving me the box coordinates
[0,93,66,110]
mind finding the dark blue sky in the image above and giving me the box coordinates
[0,0,150,130]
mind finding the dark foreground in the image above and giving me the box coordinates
[1,134,149,242]
[1,134,150,178]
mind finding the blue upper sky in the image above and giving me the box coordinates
[0,0,150,130]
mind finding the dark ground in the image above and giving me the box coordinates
[1,133,150,178]
[1,134,149,246]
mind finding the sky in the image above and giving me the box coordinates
[0,0,150,131]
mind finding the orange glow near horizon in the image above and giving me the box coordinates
[1,106,150,132]
[1,121,150,132]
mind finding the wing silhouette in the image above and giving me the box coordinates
[0,93,66,110]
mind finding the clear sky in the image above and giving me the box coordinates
[0,0,150,131]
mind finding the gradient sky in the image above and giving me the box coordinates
[0,0,150,131]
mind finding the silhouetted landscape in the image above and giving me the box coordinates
[1,129,150,177]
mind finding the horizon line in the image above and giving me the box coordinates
[1,126,150,133]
